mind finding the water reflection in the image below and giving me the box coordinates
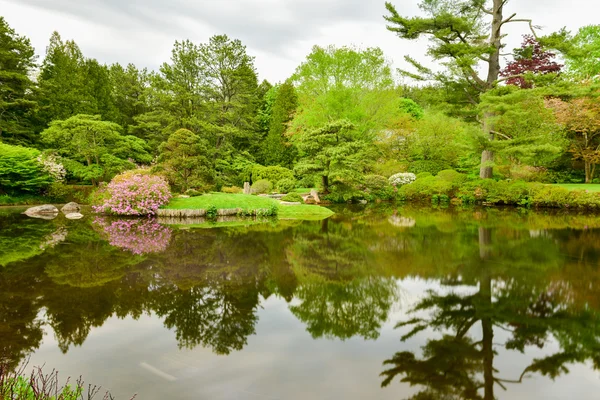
[1,206,600,398]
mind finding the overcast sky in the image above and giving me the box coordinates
[1,0,598,83]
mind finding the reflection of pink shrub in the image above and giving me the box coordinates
[94,218,172,255]
[93,174,171,216]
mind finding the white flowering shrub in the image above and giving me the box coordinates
[37,154,66,182]
[388,172,416,187]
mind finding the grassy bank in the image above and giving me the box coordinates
[552,184,600,193]
[163,193,334,220]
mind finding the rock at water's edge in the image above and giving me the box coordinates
[24,205,59,217]
[61,202,80,213]
[310,189,321,204]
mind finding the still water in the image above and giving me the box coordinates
[1,205,600,399]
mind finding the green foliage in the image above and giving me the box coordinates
[221,186,243,194]
[41,114,150,184]
[251,179,273,194]
[158,128,214,192]
[294,120,370,193]
[0,143,53,195]
[281,192,304,203]
[363,174,396,201]
[252,165,294,183]
[398,98,424,120]
[0,17,37,145]
[206,205,218,219]
[262,81,299,167]
[276,178,296,194]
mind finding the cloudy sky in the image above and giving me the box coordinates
[1,0,597,83]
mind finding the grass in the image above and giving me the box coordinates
[165,193,277,210]
[278,204,334,220]
[552,184,600,193]
[163,193,334,221]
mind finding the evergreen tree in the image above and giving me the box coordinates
[262,81,298,168]
[0,17,37,145]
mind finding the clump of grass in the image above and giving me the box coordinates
[0,360,134,400]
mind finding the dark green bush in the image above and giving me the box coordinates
[276,178,297,193]
[185,189,203,197]
[363,174,396,201]
[281,192,304,203]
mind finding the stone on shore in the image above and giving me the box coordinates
[61,202,80,213]
[65,212,84,220]
[24,205,59,219]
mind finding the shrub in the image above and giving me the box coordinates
[276,178,297,194]
[0,143,54,195]
[408,160,450,175]
[510,165,549,183]
[222,186,243,194]
[281,192,304,203]
[389,172,416,187]
[92,173,171,216]
[251,179,273,194]
[252,165,294,183]
[416,172,433,179]
[185,189,203,197]
[364,174,396,201]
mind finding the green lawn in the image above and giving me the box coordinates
[278,204,334,220]
[552,184,600,193]
[163,193,334,221]
[165,193,277,209]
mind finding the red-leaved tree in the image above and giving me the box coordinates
[501,35,563,89]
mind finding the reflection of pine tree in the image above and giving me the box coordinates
[381,228,600,400]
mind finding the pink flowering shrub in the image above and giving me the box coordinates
[93,173,171,215]
[94,217,172,255]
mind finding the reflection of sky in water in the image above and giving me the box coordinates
[28,278,600,400]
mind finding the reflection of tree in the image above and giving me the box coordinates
[381,228,600,400]
[290,277,398,340]
[152,281,259,355]
[0,267,44,368]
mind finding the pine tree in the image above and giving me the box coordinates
[262,81,298,167]
[0,17,37,145]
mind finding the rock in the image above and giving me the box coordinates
[304,195,316,205]
[310,189,321,204]
[65,212,84,220]
[359,200,368,205]
[243,182,251,195]
[24,204,59,218]
[279,201,302,205]
[61,202,80,213]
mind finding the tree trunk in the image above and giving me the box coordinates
[479,0,505,179]
[322,175,329,194]
[480,150,494,179]
[479,227,494,400]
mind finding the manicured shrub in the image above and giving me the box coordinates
[389,172,417,187]
[252,165,294,183]
[221,186,243,194]
[92,172,171,216]
[251,179,273,194]
[364,174,396,201]
[185,189,203,197]
[365,175,389,191]
[281,192,304,203]
[408,160,450,175]
[276,178,297,193]
[0,143,55,195]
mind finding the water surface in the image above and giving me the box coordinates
[1,205,600,399]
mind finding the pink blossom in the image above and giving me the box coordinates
[93,174,171,216]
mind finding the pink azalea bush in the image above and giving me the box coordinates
[94,217,172,255]
[93,173,171,216]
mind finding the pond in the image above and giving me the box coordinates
[1,205,600,399]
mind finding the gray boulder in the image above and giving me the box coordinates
[61,202,80,213]
[310,189,321,204]
[65,212,84,220]
[304,195,316,205]
[24,205,59,218]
